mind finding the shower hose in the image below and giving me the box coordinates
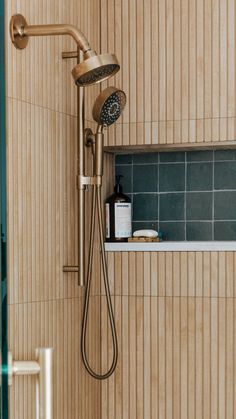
[81,184,118,379]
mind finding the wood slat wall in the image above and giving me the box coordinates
[5,0,104,418]
[101,251,236,418]
[101,0,236,147]
[6,0,236,418]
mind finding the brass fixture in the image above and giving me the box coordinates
[64,87,126,379]
[10,14,120,86]
[62,49,87,286]
[10,14,125,380]
[8,348,53,419]
[80,87,126,380]
[72,53,119,86]
[10,15,120,288]
[92,86,127,126]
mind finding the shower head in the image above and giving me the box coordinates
[92,86,126,126]
[10,14,120,87]
[72,54,120,86]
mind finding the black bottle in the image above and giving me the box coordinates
[105,175,132,242]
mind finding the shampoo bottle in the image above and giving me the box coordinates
[105,175,132,242]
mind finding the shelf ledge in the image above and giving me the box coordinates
[105,241,236,252]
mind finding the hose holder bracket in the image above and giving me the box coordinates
[77,175,102,189]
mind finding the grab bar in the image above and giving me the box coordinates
[8,347,53,419]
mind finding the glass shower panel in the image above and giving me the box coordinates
[0,0,8,416]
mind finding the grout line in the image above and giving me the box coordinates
[98,294,232,300]
[115,156,236,164]
[116,159,236,165]
[7,95,79,119]
[6,95,236,125]
[184,151,187,240]
[158,152,160,231]
[133,219,236,223]
[119,189,236,194]
[131,154,134,222]
[212,150,215,239]
[8,295,87,306]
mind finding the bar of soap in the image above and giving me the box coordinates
[133,229,158,238]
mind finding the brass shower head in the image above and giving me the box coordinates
[10,14,120,86]
[92,86,126,126]
[72,54,120,87]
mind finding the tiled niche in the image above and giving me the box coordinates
[115,149,236,241]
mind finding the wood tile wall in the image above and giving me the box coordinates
[5,0,104,418]
[101,251,236,418]
[6,0,236,418]
[101,0,236,147]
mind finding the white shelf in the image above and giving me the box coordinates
[105,241,236,252]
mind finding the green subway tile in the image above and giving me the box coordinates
[214,191,236,220]
[159,193,185,221]
[115,154,133,164]
[159,222,185,241]
[133,194,158,221]
[186,150,213,162]
[133,164,158,192]
[186,222,213,241]
[115,165,132,193]
[113,150,236,240]
[133,152,159,164]
[187,162,213,191]
[159,151,185,162]
[214,149,236,161]
[159,163,185,192]
[214,161,236,190]
[186,192,212,220]
[214,221,236,240]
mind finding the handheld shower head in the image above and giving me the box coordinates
[72,54,120,86]
[81,86,127,380]
[92,86,126,126]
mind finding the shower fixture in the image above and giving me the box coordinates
[10,13,120,288]
[92,86,127,126]
[10,14,120,86]
[10,13,125,380]
[80,87,126,379]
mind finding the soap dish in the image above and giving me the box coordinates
[128,237,162,243]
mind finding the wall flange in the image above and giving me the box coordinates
[10,14,29,49]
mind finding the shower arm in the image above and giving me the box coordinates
[10,14,95,57]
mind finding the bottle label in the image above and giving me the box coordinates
[115,203,132,238]
[105,203,110,238]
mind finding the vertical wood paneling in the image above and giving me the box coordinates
[204,0,212,141]
[6,0,236,418]
[8,297,101,419]
[102,251,236,418]
[6,0,102,418]
[101,0,236,147]
[195,298,203,419]
[136,0,144,146]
